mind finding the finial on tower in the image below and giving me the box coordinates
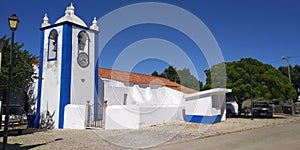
[90,17,99,31]
[41,14,50,27]
[54,2,88,27]
[69,3,75,15]
[65,7,71,16]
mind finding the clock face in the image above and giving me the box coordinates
[77,52,89,68]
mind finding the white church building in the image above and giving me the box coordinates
[33,3,231,129]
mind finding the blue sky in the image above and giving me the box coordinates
[1,0,300,82]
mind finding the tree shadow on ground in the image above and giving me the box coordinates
[0,138,63,150]
[0,128,48,137]
[238,115,285,119]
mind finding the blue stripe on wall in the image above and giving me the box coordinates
[34,30,45,128]
[59,24,72,128]
[185,115,222,124]
[94,32,99,121]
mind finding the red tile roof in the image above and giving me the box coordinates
[99,68,198,94]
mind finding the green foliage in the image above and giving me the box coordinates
[279,65,300,94]
[204,58,297,103]
[151,70,160,77]
[177,68,203,91]
[151,66,203,91]
[152,70,167,78]
[0,36,37,103]
[163,66,179,83]
[202,62,227,90]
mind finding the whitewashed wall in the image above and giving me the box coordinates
[64,104,86,129]
[102,78,184,106]
[70,27,95,106]
[185,96,212,116]
[105,105,140,129]
[105,105,184,129]
[102,78,186,129]
[184,88,231,124]
[40,26,63,128]
[212,94,227,121]
[139,105,184,128]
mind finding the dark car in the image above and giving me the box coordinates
[0,104,28,134]
[252,101,273,118]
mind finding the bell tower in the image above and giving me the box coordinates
[35,3,99,129]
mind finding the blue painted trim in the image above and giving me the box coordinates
[34,30,45,128]
[41,21,92,32]
[47,29,58,61]
[94,32,99,121]
[185,115,222,124]
[58,24,72,128]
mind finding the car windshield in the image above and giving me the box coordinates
[1,106,26,115]
[253,103,270,108]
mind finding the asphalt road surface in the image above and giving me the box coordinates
[150,120,300,150]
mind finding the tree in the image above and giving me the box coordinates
[151,70,160,77]
[202,62,227,90]
[0,36,37,105]
[279,65,300,95]
[204,58,297,113]
[151,66,203,91]
[152,70,167,78]
[177,68,202,91]
[163,66,179,83]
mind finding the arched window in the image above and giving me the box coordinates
[77,31,89,54]
[47,29,58,61]
[77,31,90,68]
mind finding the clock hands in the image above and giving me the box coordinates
[77,52,89,68]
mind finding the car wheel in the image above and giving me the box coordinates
[268,113,273,118]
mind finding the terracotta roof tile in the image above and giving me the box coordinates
[99,68,198,94]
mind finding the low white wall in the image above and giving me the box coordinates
[185,96,212,116]
[184,88,231,124]
[105,105,184,129]
[64,104,86,129]
[212,94,227,121]
[102,79,184,106]
[139,105,184,128]
[105,105,140,129]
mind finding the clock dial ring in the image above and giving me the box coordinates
[77,52,89,68]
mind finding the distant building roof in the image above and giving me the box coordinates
[99,68,198,94]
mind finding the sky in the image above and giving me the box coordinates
[1,0,300,82]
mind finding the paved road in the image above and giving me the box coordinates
[149,120,300,150]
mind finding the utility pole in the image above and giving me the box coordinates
[282,56,294,115]
[0,40,3,70]
[250,69,253,120]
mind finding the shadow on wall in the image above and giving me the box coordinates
[27,86,37,114]
[40,110,55,129]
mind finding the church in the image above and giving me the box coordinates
[33,3,231,129]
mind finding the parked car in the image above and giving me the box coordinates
[226,101,239,118]
[0,104,28,134]
[252,101,273,118]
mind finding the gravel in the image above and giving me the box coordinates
[2,115,300,150]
